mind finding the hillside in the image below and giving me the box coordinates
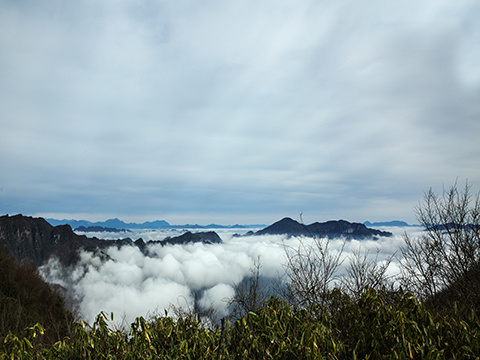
[0,214,108,266]
[0,214,223,267]
[0,246,75,345]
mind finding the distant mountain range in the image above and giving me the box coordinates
[363,221,420,227]
[46,217,419,231]
[46,218,265,230]
[74,226,132,233]
[46,218,171,229]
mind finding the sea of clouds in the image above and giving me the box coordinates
[39,227,422,326]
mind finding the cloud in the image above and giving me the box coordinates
[1,1,479,224]
[199,284,235,319]
[39,228,415,325]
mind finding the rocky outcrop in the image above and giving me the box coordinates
[0,214,109,266]
[0,215,114,266]
[256,217,392,239]
[0,214,223,267]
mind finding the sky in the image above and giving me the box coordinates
[1,0,480,225]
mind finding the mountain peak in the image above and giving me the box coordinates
[257,217,392,239]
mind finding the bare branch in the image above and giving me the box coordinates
[400,181,480,310]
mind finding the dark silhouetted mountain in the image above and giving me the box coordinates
[134,238,146,249]
[75,226,132,233]
[159,231,222,245]
[256,217,309,237]
[0,214,223,267]
[308,220,392,238]
[256,217,392,239]
[363,220,419,227]
[233,230,255,237]
[0,214,110,266]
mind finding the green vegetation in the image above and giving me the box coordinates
[2,289,480,359]
[2,181,480,358]
[0,246,75,348]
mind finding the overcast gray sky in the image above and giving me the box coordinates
[1,0,479,225]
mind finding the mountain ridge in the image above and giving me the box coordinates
[46,218,171,229]
[46,218,265,230]
[256,217,392,239]
[0,214,223,266]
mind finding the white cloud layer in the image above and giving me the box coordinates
[1,0,479,224]
[39,228,415,325]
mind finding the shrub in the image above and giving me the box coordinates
[2,289,480,359]
[0,246,75,348]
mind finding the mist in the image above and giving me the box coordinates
[39,227,418,326]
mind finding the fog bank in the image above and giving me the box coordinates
[40,228,418,325]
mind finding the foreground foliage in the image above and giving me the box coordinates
[0,247,75,347]
[2,289,479,359]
